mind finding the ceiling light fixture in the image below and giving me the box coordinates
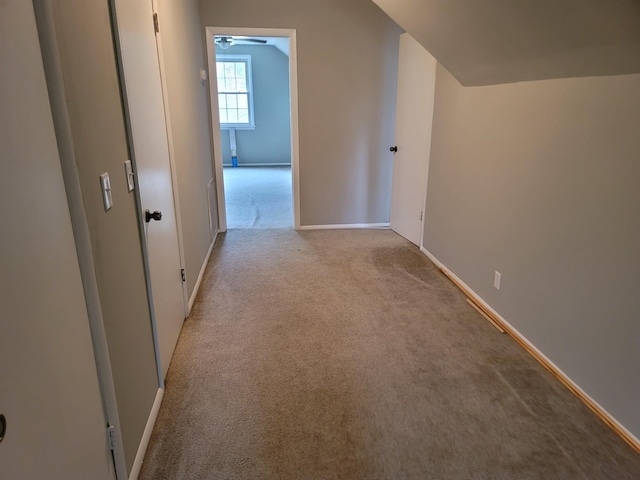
[218,37,231,49]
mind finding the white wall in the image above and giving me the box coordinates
[424,65,640,439]
[200,0,402,226]
[0,2,114,478]
[156,0,218,298]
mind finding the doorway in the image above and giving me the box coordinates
[206,28,300,231]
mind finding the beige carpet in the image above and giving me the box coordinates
[140,229,640,479]
[223,166,292,229]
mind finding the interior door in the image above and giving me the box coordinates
[0,3,115,478]
[111,0,186,379]
[390,33,437,246]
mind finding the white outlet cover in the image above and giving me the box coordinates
[124,160,135,192]
[100,172,113,211]
[494,271,502,290]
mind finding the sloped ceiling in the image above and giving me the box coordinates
[238,37,289,57]
[371,0,640,85]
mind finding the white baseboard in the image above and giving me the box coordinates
[222,163,291,167]
[187,230,218,314]
[129,387,164,480]
[299,223,390,231]
[420,246,640,453]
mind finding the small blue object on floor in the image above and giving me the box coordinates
[223,166,292,229]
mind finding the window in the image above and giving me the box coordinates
[216,55,255,129]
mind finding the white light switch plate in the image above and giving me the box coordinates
[124,160,135,192]
[100,172,113,211]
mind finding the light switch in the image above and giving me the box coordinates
[124,160,135,192]
[100,172,113,211]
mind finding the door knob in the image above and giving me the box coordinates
[390,146,398,153]
[145,210,162,223]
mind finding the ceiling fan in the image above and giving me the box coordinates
[215,36,268,50]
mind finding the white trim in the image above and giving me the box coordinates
[151,0,190,317]
[128,387,164,480]
[205,27,300,232]
[206,30,227,232]
[289,30,301,230]
[223,163,291,167]
[300,223,391,230]
[206,177,215,239]
[418,69,437,249]
[420,246,640,452]
[187,230,218,314]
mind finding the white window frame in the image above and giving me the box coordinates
[215,54,255,130]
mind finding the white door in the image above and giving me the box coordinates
[390,33,437,246]
[0,3,115,478]
[112,0,186,379]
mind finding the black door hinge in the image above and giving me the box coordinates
[181,268,186,282]
[153,13,159,33]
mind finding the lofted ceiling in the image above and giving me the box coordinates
[371,0,640,86]
[244,36,290,57]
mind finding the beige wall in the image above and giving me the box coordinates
[199,0,402,226]
[0,2,113,478]
[424,65,640,438]
[46,1,159,471]
[156,0,217,297]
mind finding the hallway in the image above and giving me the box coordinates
[139,229,640,479]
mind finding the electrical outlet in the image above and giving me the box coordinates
[124,160,135,192]
[494,271,501,290]
[99,172,113,211]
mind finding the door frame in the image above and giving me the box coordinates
[204,26,301,231]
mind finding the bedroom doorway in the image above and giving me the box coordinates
[206,28,300,230]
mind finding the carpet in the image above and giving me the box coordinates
[139,229,640,479]
[223,166,292,229]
